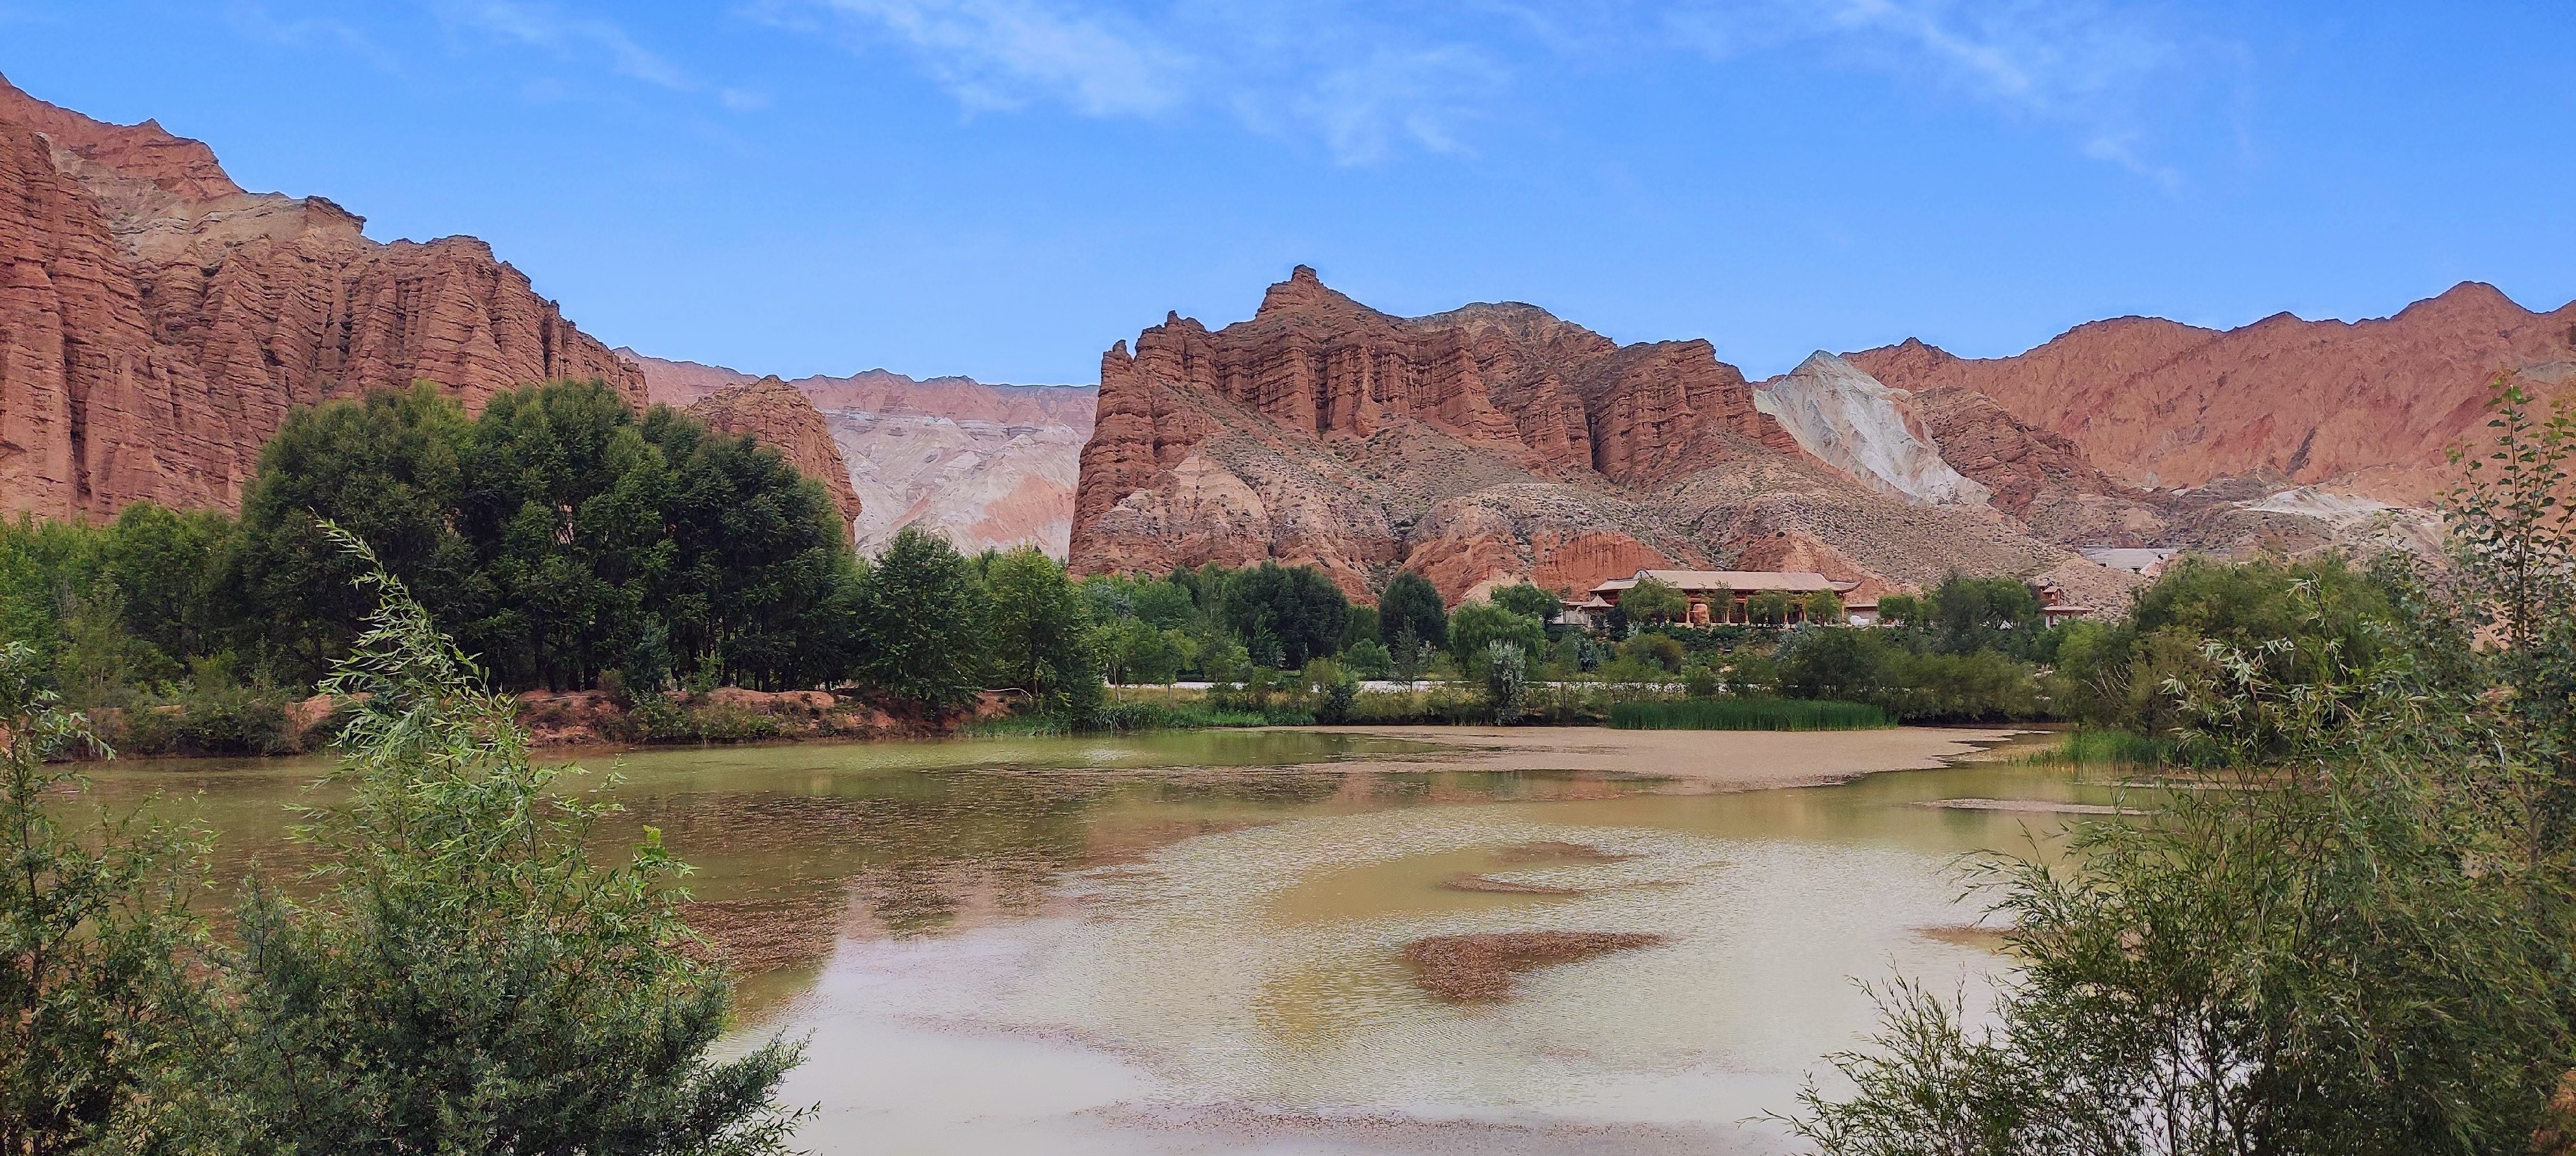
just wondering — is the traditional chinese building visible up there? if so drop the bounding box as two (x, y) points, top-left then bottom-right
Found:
(1587, 570), (1862, 627)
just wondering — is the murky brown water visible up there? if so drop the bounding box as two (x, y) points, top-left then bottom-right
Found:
(72, 727), (2116, 1155)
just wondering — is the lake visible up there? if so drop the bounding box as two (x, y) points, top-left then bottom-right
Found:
(73, 726), (2113, 1155)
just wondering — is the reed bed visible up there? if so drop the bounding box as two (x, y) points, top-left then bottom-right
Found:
(1606, 697), (1894, 732)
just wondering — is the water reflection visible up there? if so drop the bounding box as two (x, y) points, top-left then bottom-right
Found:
(72, 727), (2113, 1154)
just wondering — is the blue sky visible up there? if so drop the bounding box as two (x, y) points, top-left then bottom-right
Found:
(3, 1), (2569, 384)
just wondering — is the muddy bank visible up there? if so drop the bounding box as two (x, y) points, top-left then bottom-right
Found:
(1401, 931), (1669, 1003)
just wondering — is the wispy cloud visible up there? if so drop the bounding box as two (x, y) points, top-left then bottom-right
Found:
(820, 0), (1187, 115)
(778, 0), (1509, 162)
(435, 0), (697, 89)
(776, 0), (2212, 176)
(1666, 0), (2192, 183)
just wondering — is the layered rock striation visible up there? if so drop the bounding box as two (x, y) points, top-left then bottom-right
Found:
(1847, 282), (2576, 503)
(1753, 352), (1990, 506)
(627, 350), (1098, 556)
(684, 378), (866, 535)
(1073, 267), (2139, 606)
(0, 75), (643, 521)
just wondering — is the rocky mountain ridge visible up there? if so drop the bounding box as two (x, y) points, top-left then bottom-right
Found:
(1846, 282), (2576, 504)
(623, 350), (1097, 556)
(0, 75), (643, 521)
(1071, 267), (2138, 607)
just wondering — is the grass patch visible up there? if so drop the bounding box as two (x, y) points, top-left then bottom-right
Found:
(1607, 697), (1894, 732)
(2033, 729), (2185, 767)
(966, 700), (1310, 737)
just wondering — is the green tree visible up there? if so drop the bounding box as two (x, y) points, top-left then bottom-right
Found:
(1779, 627), (1885, 701)
(852, 526), (989, 712)
(1483, 641), (1530, 725)
(1489, 582), (1561, 621)
(643, 407), (860, 691)
(1342, 639), (1394, 679)
(1377, 572), (1449, 653)
(1222, 562), (1350, 668)
(1802, 589), (1845, 624)
(1615, 632), (1685, 674)
(1449, 601), (1547, 671)
(984, 547), (1102, 711)
(223, 384), (475, 685)
(192, 532), (806, 1154)
(1747, 589), (1792, 626)
(1924, 574), (2043, 656)
(453, 382), (679, 691)
(1875, 592), (1923, 626)
(1, 641), (207, 1156)
(1620, 576), (1688, 624)
(96, 502), (231, 670)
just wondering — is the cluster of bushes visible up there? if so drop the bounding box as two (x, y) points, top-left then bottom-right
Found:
(1792, 387), (2576, 1154)
(2, 546), (804, 1154)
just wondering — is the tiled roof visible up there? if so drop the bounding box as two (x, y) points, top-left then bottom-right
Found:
(1591, 569), (1841, 595)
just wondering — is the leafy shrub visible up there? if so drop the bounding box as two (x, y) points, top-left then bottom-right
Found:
(1608, 697), (1893, 731)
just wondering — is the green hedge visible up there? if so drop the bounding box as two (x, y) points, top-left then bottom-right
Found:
(1606, 697), (1893, 732)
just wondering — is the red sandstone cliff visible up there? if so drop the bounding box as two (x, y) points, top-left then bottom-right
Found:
(1072, 267), (2129, 605)
(0, 75), (644, 521)
(685, 378), (866, 533)
(1847, 284), (2576, 503)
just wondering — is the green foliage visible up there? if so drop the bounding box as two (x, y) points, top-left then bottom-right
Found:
(178, 530), (806, 1154)
(1803, 588), (1846, 624)
(1615, 632), (1686, 674)
(1779, 627), (2041, 721)
(2047, 729), (2178, 767)
(984, 547), (1103, 712)
(1220, 562), (1349, 669)
(1682, 663), (1722, 698)
(1875, 592), (1922, 625)
(211, 381), (860, 694)
(2049, 555), (2413, 738)
(1794, 392), (2576, 1155)
(1304, 657), (1361, 724)
(1449, 600), (1548, 670)
(1482, 641), (1530, 724)
(1341, 639), (1394, 679)
(1489, 582), (1562, 621)
(1377, 572), (1449, 652)
(1607, 697), (1892, 731)
(1620, 575), (1688, 624)
(1923, 573), (2044, 656)
(1, 642), (207, 1155)
(852, 526), (989, 710)
(1747, 589), (1792, 626)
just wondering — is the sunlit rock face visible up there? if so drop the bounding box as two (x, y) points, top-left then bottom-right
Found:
(1069, 266), (2146, 609)
(626, 350), (1097, 558)
(1753, 352), (1990, 507)
(0, 74), (643, 521)
(1844, 281), (2576, 505)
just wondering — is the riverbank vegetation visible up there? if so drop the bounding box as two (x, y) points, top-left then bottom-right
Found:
(0, 376), (2482, 748)
(1791, 387), (2576, 1154)
(2, 533), (804, 1154)
(1607, 697), (1893, 732)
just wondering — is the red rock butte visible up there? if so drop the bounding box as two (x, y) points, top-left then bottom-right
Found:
(0, 74), (644, 521)
(1070, 266), (2141, 608)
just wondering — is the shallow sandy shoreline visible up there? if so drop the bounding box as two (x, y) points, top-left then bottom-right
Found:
(1280, 724), (2023, 791)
